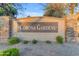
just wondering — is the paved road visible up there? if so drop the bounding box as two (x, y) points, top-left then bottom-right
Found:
(0, 42), (79, 56)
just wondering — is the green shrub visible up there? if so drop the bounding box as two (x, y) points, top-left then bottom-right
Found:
(8, 37), (20, 45)
(45, 40), (51, 44)
(0, 48), (20, 56)
(32, 40), (38, 44)
(0, 51), (4, 56)
(23, 40), (29, 44)
(56, 36), (63, 44)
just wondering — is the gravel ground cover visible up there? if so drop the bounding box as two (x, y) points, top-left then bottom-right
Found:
(0, 42), (79, 56)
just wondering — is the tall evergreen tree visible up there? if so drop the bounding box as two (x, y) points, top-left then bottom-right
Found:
(0, 3), (17, 17)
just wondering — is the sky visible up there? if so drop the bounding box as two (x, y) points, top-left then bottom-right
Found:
(17, 3), (46, 18)
(16, 3), (79, 18)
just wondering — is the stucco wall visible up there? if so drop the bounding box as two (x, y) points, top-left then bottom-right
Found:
(13, 17), (65, 41)
(0, 16), (10, 43)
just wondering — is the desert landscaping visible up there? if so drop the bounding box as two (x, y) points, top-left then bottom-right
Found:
(1, 41), (79, 56)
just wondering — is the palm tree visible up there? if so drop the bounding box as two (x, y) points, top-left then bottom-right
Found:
(68, 3), (78, 15)
(44, 3), (67, 17)
(65, 3), (78, 42)
(44, 3), (78, 17)
(69, 3), (78, 41)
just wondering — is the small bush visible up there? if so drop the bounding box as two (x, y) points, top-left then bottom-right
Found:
(0, 48), (20, 56)
(45, 40), (51, 44)
(8, 37), (20, 45)
(32, 40), (38, 44)
(56, 36), (63, 44)
(23, 40), (29, 44)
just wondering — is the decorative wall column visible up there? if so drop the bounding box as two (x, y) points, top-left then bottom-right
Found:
(65, 14), (78, 42)
(0, 16), (10, 43)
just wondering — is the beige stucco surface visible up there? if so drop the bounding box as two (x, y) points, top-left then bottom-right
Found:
(0, 16), (10, 43)
(1, 16), (79, 43)
(13, 17), (65, 41)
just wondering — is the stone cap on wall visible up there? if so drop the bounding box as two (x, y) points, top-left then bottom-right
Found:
(16, 16), (65, 23)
